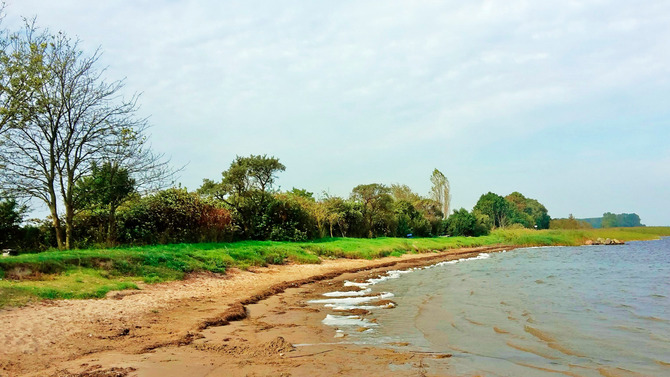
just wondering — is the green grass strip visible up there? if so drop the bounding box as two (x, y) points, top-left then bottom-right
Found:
(1, 227), (668, 308)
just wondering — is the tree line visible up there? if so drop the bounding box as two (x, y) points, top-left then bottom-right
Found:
(0, 16), (556, 252)
(2, 151), (558, 252)
(583, 213), (644, 228)
(552, 212), (644, 229)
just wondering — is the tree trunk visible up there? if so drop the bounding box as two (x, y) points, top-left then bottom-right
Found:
(64, 204), (74, 250)
(338, 220), (347, 237)
(48, 203), (64, 250)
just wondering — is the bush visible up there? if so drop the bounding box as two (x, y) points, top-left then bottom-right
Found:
(446, 208), (477, 236)
(445, 208), (491, 237)
(0, 195), (25, 249)
(550, 215), (593, 229)
(14, 223), (56, 253)
(71, 210), (109, 248)
(267, 195), (318, 241)
(117, 188), (233, 245)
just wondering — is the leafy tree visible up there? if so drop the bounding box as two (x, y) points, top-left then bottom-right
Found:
(430, 169), (451, 219)
(413, 198), (445, 235)
(351, 183), (394, 238)
(445, 208), (477, 236)
(389, 184), (443, 236)
(581, 213), (643, 228)
(393, 199), (431, 237)
(267, 193), (318, 241)
(445, 208), (492, 237)
(525, 198), (551, 229)
(616, 213), (643, 227)
(473, 211), (493, 236)
(601, 212), (618, 228)
(0, 19), (48, 136)
(198, 155), (286, 239)
(283, 189), (327, 238)
(600, 213), (643, 228)
(288, 187), (314, 200)
(74, 162), (135, 245)
(505, 191), (551, 229)
(390, 184), (422, 203)
(323, 196), (364, 238)
(473, 192), (514, 228)
(199, 154), (285, 201)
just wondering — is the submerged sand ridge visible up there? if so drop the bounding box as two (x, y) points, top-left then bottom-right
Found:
(0, 245), (509, 377)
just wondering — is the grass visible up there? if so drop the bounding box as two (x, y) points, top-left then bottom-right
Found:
(1, 227), (668, 308)
(0, 268), (139, 307)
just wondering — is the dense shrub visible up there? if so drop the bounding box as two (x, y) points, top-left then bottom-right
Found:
(11, 223), (56, 253)
(446, 208), (491, 237)
(118, 188), (233, 245)
(71, 210), (108, 247)
(394, 200), (432, 237)
(0, 195), (24, 249)
(267, 194), (319, 241)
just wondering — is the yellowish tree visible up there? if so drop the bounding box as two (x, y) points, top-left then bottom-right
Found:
(430, 169), (450, 219)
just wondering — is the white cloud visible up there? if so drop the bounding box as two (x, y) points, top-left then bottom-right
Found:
(3, 0), (670, 224)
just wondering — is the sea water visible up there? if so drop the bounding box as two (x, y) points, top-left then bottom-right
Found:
(311, 238), (670, 376)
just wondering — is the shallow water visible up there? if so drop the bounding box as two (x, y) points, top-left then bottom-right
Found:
(311, 238), (670, 376)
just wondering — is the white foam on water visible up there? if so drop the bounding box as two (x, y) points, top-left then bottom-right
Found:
(313, 251), (498, 333)
(326, 254), (494, 306)
(322, 314), (378, 327)
(343, 281), (371, 288)
(432, 253), (491, 268)
(308, 292), (394, 305)
(322, 288), (372, 297)
(366, 269), (414, 284)
(328, 302), (396, 310)
(343, 269), (417, 289)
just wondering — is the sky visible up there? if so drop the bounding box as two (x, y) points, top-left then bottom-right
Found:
(3, 0), (669, 225)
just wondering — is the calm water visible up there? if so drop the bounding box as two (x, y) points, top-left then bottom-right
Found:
(310, 238), (670, 376)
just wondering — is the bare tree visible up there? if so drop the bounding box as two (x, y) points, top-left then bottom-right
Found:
(1, 25), (172, 249)
(430, 169), (451, 219)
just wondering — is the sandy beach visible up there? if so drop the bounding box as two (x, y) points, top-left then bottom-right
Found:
(0, 245), (510, 377)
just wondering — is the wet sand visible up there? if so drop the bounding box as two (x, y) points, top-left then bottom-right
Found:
(0, 245), (510, 377)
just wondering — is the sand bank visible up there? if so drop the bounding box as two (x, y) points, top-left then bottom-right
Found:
(0, 245), (511, 377)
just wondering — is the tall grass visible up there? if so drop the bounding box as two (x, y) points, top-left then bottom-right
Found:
(1, 227), (668, 307)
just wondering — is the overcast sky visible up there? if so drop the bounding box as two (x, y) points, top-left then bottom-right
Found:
(4, 1), (669, 225)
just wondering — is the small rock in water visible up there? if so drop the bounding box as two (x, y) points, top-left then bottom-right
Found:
(590, 238), (625, 245)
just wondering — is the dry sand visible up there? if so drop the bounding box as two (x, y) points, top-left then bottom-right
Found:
(0, 246), (509, 377)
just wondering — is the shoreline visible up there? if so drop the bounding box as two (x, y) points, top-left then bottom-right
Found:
(1, 244), (514, 376)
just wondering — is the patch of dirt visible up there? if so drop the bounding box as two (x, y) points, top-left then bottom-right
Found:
(194, 336), (294, 357)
